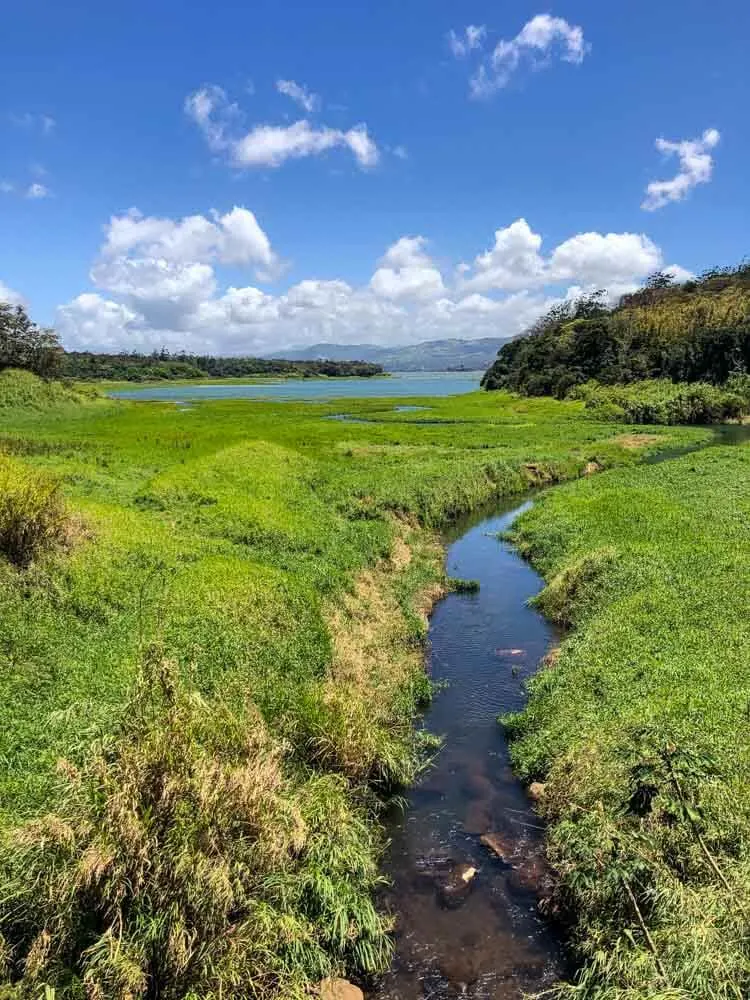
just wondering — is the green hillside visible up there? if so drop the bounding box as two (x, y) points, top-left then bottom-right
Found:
(266, 337), (508, 371)
(482, 263), (750, 398)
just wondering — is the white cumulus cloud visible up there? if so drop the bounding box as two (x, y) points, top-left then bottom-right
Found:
(185, 84), (380, 170)
(99, 206), (280, 278)
(276, 79), (321, 113)
(642, 128), (720, 211)
(461, 221), (665, 300)
(370, 237), (446, 301)
(54, 209), (687, 355)
(446, 13), (588, 98)
(233, 120), (379, 169)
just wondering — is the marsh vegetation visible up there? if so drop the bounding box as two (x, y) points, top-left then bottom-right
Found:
(0, 370), (699, 999)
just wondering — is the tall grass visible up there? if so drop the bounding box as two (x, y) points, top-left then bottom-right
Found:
(0, 648), (392, 1000)
(574, 378), (750, 424)
(0, 455), (67, 566)
(506, 442), (750, 998)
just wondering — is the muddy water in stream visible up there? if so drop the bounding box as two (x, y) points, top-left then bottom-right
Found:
(370, 497), (565, 1000)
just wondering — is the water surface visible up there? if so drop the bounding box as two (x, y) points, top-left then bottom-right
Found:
(370, 498), (564, 999)
(110, 371), (482, 402)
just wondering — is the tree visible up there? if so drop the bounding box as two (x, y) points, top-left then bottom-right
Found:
(0, 302), (62, 376)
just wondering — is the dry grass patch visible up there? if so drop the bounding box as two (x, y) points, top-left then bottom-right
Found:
(308, 521), (445, 788)
(612, 433), (662, 450)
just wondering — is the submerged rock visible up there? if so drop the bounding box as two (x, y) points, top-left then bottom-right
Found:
(480, 832), (511, 861)
(320, 978), (363, 1000)
(436, 862), (478, 909)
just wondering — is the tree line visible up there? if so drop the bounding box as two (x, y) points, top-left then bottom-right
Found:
(0, 302), (383, 381)
(482, 262), (750, 397)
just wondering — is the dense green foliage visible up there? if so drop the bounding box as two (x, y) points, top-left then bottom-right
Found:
(506, 438), (750, 998)
(482, 263), (750, 398)
(58, 350), (384, 381)
(0, 371), (705, 999)
(574, 376), (750, 424)
(0, 302), (62, 377)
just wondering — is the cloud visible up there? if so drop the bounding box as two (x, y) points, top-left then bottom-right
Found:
(460, 220), (662, 298)
(549, 231), (662, 286)
(98, 206), (280, 277)
(84, 207), (282, 332)
(448, 24), (486, 58)
(642, 128), (720, 211)
(0, 280), (25, 306)
(55, 209), (686, 355)
(233, 120), (379, 169)
(447, 13), (588, 97)
(185, 84), (380, 170)
(25, 182), (51, 199)
(276, 79), (321, 113)
(0, 180), (14, 194)
(9, 112), (55, 134)
(462, 219), (545, 291)
(370, 237), (446, 300)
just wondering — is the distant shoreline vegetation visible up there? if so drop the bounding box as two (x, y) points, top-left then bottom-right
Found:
(58, 351), (385, 382)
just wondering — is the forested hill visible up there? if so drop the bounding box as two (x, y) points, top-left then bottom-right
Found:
(482, 263), (750, 397)
(266, 337), (508, 371)
(57, 351), (383, 381)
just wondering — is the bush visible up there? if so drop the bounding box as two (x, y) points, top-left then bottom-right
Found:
(0, 456), (67, 566)
(0, 650), (391, 1000)
(577, 379), (750, 425)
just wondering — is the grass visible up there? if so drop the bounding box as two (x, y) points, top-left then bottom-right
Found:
(0, 371), (711, 998)
(0, 455), (67, 566)
(573, 377), (750, 425)
(505, 437), (750, 999)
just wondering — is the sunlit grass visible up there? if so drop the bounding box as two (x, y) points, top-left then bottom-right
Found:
(0, 371), (712, 998)
(506, 442), (750, 998)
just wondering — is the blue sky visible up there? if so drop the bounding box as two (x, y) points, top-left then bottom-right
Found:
(1, 0), (748, 353)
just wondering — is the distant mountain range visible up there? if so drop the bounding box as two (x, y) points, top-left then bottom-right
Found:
(263, 337), (507, 372)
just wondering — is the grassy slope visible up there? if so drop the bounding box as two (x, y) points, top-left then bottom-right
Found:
(507, 439), (750, 999)
(0, 377), (710, 997)
(1, 387), (704, 819)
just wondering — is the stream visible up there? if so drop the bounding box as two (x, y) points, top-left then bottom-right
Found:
(367, 427), (750, 998)
(369, 495), (565, 999)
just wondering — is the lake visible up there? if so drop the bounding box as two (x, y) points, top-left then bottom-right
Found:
(110, 371), (483, 402)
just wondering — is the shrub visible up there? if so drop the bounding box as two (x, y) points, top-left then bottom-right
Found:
(0, 456), (66, 567)
(0, 650), (392, 1000)
(578, 379), (750, 425)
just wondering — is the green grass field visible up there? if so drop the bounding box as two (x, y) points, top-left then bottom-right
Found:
(507, 436), (750, 999)
(0, 372), (717, 999)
